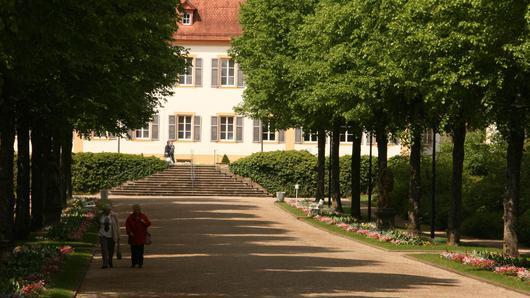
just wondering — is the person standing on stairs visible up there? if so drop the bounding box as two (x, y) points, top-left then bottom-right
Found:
(164, 140), (175, 164)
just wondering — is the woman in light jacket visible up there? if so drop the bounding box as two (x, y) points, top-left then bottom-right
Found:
(98, 206), (120, 269)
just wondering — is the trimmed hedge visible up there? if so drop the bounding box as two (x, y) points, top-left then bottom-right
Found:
(229, 151), (317, 197)
(72, 153), (167, 193)
(229, 150), (377, 198)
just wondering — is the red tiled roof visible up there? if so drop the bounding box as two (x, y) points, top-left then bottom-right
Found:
(174, 0), (243, 42)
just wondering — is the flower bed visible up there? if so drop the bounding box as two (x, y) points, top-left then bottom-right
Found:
(0, 198), (96, 297)
(45, 198), (96, 241)
(0, 244), (74, 297)
(286, 198), (433, 246)
(441, 251), (530, 282)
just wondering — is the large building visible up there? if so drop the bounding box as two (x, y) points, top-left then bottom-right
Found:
(74, 0), (407, 164)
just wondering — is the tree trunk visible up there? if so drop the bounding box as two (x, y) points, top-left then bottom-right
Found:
(44, 133), (62, 225)
(15, 119), (31, 239)
(0, 100), (15, 243)
(375, 126), (390, 208)
(351, 124), (362, 219)
(447, 121), (466, 246)
(63, 129), (73, 200)
(331, 120), (343, 212)
(315, 127), (326, 202)
(502, 123), (524, 257)
(31, 127), (45, 230)
(408, 128), (422, 235)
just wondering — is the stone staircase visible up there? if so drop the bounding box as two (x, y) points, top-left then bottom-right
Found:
(109, 165), (270, 197)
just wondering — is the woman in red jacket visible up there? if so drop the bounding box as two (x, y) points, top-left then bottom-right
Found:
(125, 204), (151, 268)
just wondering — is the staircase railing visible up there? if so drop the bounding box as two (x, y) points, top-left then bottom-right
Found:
(190, 160), (196, 191)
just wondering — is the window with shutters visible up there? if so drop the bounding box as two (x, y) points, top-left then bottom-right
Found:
(212, 58), (245, 88)
(220, 116), (235, 140)
(134, 115), (159, 140)
(303, 130), (318, 142)
(178, 57), (202, 87)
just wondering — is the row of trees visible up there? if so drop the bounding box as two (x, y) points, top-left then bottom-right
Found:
(0, 1), (186, 244)
(231, 0), (530, 256)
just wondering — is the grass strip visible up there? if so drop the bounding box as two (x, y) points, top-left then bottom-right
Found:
(41, 227), (98, 298)
(410, 254), (530, 294)
(276, 202), (500, 252)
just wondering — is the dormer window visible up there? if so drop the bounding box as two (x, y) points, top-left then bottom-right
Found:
(182, 12), (192, 25)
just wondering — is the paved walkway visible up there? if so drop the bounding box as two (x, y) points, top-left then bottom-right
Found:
(77, 196), (525, 297)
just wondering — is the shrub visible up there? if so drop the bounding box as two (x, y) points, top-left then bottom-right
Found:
(221, 154), (230, 164)
(72, 153), (167, 193)
(230, 150), (317, 197)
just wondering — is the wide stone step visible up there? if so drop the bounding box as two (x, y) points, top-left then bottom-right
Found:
(110, 165), (269, 197)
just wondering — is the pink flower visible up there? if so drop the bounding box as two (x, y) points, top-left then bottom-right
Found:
(336, 223), (350, 230)
(462, 256), (495, 269)
(494, 266), (530, 280)
(441, 252), (467, 263)
(59, 245), (74, 255)
(21, 280), (46, 296)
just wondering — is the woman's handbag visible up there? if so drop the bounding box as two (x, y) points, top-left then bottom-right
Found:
(145, 232), (152, 245)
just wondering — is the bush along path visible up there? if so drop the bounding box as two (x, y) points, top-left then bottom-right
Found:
(280, 198), (500, 252)
(0, 198), (98, 297)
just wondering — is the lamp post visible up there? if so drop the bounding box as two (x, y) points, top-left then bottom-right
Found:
(294, 184), (299, 199)
(368, 132), (373, 221)
(328, 132), (332, 207)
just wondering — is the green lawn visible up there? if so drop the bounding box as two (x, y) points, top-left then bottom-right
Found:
(276, 202), (500, 252)
(38, 227), (98, 298)
(410, 254), (530, 294)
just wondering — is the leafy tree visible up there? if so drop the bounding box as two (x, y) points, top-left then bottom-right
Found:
(230, 0), (327, 201)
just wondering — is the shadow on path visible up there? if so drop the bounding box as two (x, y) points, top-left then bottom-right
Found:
(79, 197), (459, 297)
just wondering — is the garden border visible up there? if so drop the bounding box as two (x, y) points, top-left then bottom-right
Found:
(405, 254), (530, 296)
(274, 201), (497, 253)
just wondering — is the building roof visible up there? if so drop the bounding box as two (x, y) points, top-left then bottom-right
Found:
(174, 0), (243, 43)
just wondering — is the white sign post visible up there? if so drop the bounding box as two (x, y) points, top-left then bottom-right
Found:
(294, 184), (299, 199)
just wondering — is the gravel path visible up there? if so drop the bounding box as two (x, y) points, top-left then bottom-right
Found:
(77, 196), (526, 297)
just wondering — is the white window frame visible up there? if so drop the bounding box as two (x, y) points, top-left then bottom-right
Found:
(303, 130), (318, 142)
(179, 57), (194, 85)
(182, 12), (192, 25)
(135, 126), (150, 139)
(220, 59), (236, 86)
(262, 122), (276, 141)
(177, 115), (193, 140)
(220, 116), (235, 141)
(340, 130), (354, 143)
